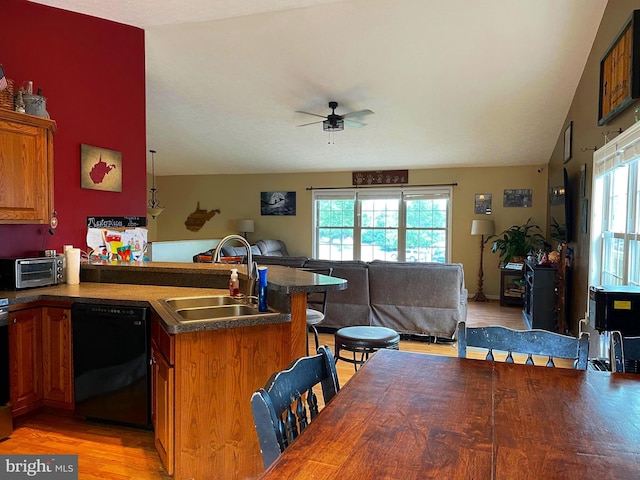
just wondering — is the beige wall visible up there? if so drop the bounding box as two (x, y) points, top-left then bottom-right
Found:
(151, 164), (547, 299)
(547, 0), (640, 330)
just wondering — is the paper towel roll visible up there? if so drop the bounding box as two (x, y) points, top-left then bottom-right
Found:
(65, 248), (81, 285)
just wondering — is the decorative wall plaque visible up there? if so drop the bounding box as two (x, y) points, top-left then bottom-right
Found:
(352, 170), (408, 185)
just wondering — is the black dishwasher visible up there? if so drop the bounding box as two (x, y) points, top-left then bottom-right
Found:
(72, 303), (151, 428)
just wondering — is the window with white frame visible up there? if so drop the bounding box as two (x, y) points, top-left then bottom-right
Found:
(313, 187), (452, 262)
(590, 141), (640, 287)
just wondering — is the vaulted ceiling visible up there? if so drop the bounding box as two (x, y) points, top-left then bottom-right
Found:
(29, 0), (607, 176)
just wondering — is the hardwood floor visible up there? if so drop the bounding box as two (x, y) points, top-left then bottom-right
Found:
(0, 300), (521, 479)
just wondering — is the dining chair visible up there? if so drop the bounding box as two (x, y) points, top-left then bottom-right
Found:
(610, 330), (640, 373)
(457, 321), (589, 370)
(303, 267), (333, 354)
(251, 345), (340, 469)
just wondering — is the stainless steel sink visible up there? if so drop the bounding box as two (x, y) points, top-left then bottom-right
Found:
(164, 295), (243, 310)
(162, 295), (274, 323)
(174, 304), (261, 322)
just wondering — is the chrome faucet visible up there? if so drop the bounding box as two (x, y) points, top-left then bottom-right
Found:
(212, 234), (258, 300)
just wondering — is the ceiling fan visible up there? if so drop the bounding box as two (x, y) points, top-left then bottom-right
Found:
(296, 101), (374, 131)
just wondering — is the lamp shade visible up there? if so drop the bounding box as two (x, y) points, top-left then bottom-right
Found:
(471, 219), (495, 236)
(147, 206), (164, 219)
(236, 219), (255, 233)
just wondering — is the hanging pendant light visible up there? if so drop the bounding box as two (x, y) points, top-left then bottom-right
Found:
(147, 149), (164, 218)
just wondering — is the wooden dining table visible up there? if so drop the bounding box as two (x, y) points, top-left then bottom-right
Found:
(258, 349), (640, 479)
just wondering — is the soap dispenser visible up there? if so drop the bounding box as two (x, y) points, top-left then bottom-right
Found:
(229, 268), (240, 297)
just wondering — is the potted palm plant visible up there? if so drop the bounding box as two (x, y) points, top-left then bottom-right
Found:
(489, 218), (546, 264)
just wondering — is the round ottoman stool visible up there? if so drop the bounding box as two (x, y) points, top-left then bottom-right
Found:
(334, 326), (400, 371)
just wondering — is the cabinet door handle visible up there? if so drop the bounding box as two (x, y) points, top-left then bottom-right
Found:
(12, 318), (16, 324)
(150, 356), (157, 365)
(62, 314), (67, 320)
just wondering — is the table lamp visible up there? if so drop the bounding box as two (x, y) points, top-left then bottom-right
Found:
(237, 219), (255, 239)
(471, 219), (495, 302)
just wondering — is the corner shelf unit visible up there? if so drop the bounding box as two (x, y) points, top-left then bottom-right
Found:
(522, 260), (557, 331)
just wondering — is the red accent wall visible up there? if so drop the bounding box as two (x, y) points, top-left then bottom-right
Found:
(0, 0), (146, 257)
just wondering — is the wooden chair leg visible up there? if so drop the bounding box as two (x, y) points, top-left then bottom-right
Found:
(307, 325), (320, 355)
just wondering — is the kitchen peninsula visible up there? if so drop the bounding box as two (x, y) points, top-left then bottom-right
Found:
(2, 262), (346, 479)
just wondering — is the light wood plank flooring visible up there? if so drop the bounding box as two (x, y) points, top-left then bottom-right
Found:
(0, 300), (522, 479)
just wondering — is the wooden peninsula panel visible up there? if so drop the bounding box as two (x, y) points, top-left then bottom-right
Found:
(173, 322), (290, 480)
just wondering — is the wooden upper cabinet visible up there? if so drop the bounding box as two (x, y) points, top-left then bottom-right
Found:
(0, 109), (56, 224)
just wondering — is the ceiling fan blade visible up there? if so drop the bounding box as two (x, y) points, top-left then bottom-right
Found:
(297, 120), (325, 127)
(345, 119), (367, 128)
(295, 110), (328, 119)
(343, 109), (374, 119)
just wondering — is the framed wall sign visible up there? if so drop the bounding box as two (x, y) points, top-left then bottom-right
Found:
(352, 170), (408, 185)
(598, 10), (640, 126)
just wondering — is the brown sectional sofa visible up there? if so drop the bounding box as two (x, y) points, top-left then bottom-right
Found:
(304, 259), (467, 339)
(194, 240), (467, 338)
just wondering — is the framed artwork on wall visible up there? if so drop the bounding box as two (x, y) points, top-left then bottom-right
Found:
(474, 194), (492, 214)
(503, 189), (532, 208)
(261, 191), (296, 216)
(598, 10), (640, 126)
(563, 121), (573, 163)
(80, 144), (122, 192)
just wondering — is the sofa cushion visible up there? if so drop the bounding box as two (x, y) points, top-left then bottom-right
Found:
(367, 261), (467, 338)
(256, 239), (289, 257)
(303, 260), (371, 329)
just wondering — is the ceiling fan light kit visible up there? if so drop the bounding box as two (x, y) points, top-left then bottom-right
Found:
(297, 101), (374, 133)
(323, 118), (344, 131)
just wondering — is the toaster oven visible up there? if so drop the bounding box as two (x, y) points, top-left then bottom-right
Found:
(0, 256), (64, 290)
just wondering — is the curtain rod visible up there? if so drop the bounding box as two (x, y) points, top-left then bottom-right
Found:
(305, 182), (458, 191)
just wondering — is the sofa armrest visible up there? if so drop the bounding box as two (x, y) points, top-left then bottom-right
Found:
(255, 239), (289, 256)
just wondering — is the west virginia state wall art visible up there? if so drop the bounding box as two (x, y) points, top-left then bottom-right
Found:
(80, 144), (122, 192)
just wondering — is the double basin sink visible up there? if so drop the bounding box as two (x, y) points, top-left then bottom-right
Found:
(162, 295), (271, 323)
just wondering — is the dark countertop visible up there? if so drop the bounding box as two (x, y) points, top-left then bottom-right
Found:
(0, 282), (288, 334)
(80, 261), (347, 294)
(0, 262), (347, 334)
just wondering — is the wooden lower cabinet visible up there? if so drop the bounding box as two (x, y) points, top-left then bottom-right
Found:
(9, 305), (73, 417)
(151, 340), (174, 476)
(8, 308), (43, 416)
(150, 314), (294, 479)
(172, 323), (291, 480)
(42, 307), (73, 409)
